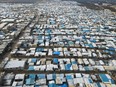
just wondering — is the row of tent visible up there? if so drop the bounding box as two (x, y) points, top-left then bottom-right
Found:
(2, 73), (116, 87)
(4, 57), (116, 71)
(11, 46), (113, 58)
(27, 58), (116, 71)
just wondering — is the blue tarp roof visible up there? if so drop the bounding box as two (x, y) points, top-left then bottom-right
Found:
(62, 83), (68, 87)
(82, 35), (86, 39)
(83, 29), (91, 32)
(34, 85), (39, 87)
(28, 66), (34, 71)
(65, 64), (71, 70)
(99, 74), (109, 83)
(53, 51), (60, 55)
(49, 83), (56, 87)
(31, 58), (37, 63)
(53, 58), (58, 64)
(88, 78), (93, 83)
(96, 82), (102, 87)
(29, 74), (36, 79)
(53, 74), (56, 80)
(66, 75), (73, 80)
(72, 61), (77, 64)
(26, 78), (35, 85)
(88, 44), (93, 48)
(56, 83), (68, 87)
(37, 74), (45, 79)
(108, 47), (115, 51)
(110, 79), (115, 84)
(36, 48), (44, 52)
(90, 39), (96, 43)
(47, 29), (51, 33)
(84, 66), (89, 71)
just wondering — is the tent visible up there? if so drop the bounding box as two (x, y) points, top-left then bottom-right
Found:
(66, 75), (73, 80)
(108, 47), (115, 51)
(31, 58), (37, 63)
(26, 78), (35, 85)
(65, 64), (71, 70)
(53, 51), (60, 56)
(49, 83), (56, 87)
(56, 83), (68, 87)
(29, 74), (36, 79)
(28, 66), (34, 71)
(96, 82), (102, 87)
(99, 74), (109, 83)
(37, 74), (45, 79)
(72, 61), (77, 64)
(53, 58), (58, 64)
(90, 39), (96, 43)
